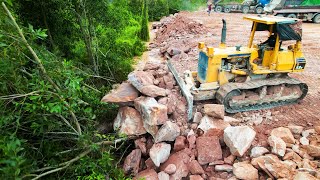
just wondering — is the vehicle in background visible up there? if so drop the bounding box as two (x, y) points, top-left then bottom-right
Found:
(214, 0), (270, 14)
(264, 0), (320, 23)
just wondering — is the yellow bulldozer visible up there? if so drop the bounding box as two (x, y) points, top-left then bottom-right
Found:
(168, 15), (308, 120)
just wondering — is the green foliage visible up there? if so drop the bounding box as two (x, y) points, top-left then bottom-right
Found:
(148, 0), (169, 21)
(139, 0), (150, 41)
(168, 0), (205, 13)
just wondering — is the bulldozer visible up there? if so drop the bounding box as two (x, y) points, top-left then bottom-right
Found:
(167, 15), (308, 120)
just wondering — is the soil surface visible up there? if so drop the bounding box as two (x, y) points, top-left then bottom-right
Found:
(151, 10), (320, 144)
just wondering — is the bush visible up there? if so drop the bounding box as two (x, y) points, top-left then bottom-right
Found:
(148, 0), (169, 21)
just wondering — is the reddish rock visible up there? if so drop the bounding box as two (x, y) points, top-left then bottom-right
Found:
(187, 130), (197, 149)
(224, 155), (236, 165)
(134, 96), (168, 126)
(149, 142), (171, 167)
(143, 123), (158, 139)
(193, 112), (203, 123)
(113, 107), (146, 136)
(128, 71), (154, 90)
(223, 116), (242, 124)
(163, 73), (175, 90)
(164, 164), (177, 174)
(270, 127), (295, 144)
(287, 124), (304, 134)
(198, 116), (230, 137)
(101, 83), (139, 104)
(145, 158), (156, 169)
(203, 104), (225, 119)
(188, 160), (205, 174)
(140, 85), (167, 97)
(123, 149), (141, 175)
(303, 145), (320, 157)
(196, 136), (222, 165)
(233, 162), (258, 180)
(174, 136), (187, 152)
(134, 137), (147, 155)
(155, 121), (180, 143)
(133, 169), (159, 180)
(143, 62), (161, 71)
(190, 175), (204, 180)
(160, 151), (190, 180)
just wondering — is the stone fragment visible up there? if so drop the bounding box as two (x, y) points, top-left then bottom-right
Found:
(300, 136), (309, 145)
(302, 129), (316, 137)
(287, 124), (304, 134)
(140, 85), (167, 97)
(187, 130), (197, 149)
(143, 62), (161, 71)
(224, 126), (256, 156)
(193, 112), (203, 123)
(145, 158), (156, 169)
(265, 161), (295, 179)
(233, 162), (259, 180)
(224, 155), (236, 165)
(303, 145), (320, 157)
(101, 83), (139, 104)
(268, 135), (286, 156)
(173, 136), (187, 152)
(123, 149), (141, 175)
(294, 172), (318, 180)
(168, 47), (182, 56)
(143, 123), (158, 139)
(113, 107), (146, 136)
(134, 137), (147, 155)
(203, 104), (225, 119)
(188, 160), (204, 174)
(283, 151), (302, 163)
(149, 143), (171, 167)
(198, 116), (230, 137)
(163, 73), (175, 90)
(270, 127), (295, 144)
(215, 164), (233, 172)
(160, 151), (190, 180)
(190, 175), (204, 180)
(133, 169), (159, 180)
(128, 71), (154, 87)
(155, 121), (180, 143)
(158, 171), (169, 180)
(314, 126), (320, 134)
(134, 96), (168, 126)
(164, 164), (176, 175)
(196, 136), (222, 165)
(223, 116), (242, 124)
(250, 146), (269, 158)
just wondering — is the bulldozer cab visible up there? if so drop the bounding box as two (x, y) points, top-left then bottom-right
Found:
(243, 15), (304, 72)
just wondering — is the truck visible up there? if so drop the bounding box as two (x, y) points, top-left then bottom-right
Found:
(214, 0), (270, 14)
(264, 0), (320, 23)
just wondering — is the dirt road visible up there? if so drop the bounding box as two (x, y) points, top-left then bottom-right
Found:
(153, 10), (320, 143)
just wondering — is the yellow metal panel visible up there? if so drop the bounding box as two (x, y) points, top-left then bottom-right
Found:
(243, 16), (297, 24)
(248, 22), (257, 48)
(206, 55), (222, 82)
(262, 50), (273, 67)
(276, 51), (294, 71)
(218, 71), (229, 85)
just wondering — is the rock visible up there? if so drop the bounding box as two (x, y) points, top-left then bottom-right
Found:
(265, 161), (295, 179)
(251, 154), (280, 169)
(294, 172), (318, 180)
(188, 160), (205, 174)
(145, 158), (156, 169)
(198, 116), (230, 137)
(270, 127), (295, 144)
(113, 107), (146, 136)
(164, 164), (176, 174)
(160, 151), (190, 180)
(224, 126), (256, 156)
(283, 151), (302, 163)
(203, 104), (225, 119)
(224, 116), (242, 124)
(143, 62), (161, 71)
(143, 123), (158, 139)
(167, 47), (182, 56)
(250, 146), (269, 158)
(134, 137), (147, 155)
(163, 73), (175, 90)
(303, 145), (320, 157)
(133, 169), (159, 180)
(187, 130), (197, 149)
(215, 164), (233, 172)
(149, 143), (171, 167)
(224, 155), (236, 165)
(233, 162), (259, 180)
(128, 71), (154, 89)
(288, 124), (304, 134)
(300, 136), (309, 145)
(139, 85), (167, 97)
(190, 175), (204, 180)
(302, 129), (316, 138)
(268, 135), (286, 156)
(155, 121), (180, 143)
(123, 149), (141, 175)
(134, 96), (168, 126)
(101, 83), (139, 104)
(196, 136), (222, 165)
(158, 171), (169, 180)
(209, 160), (225, 166)
(173, 136), (187, 152)
(314, 126), (320, 134)
(193, 112), (203, 123)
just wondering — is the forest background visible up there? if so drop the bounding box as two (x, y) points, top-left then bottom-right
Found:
(0, 0), (204, 179)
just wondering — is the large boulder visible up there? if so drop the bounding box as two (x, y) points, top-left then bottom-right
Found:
(203, 104), (225, 119)
(113, 107), (146, 136)
(268, 135), (286, 157)
(123, 149), (141, 175)
(128, 71), (155, 90)
(134, 96), (168, 126)
(270, 127), (295, 144)
(133, 169), (159, 180)
(149, 143), (171, 167)
(196, 136), (222, 165)
(101, 83), (139, 105)
(198, 115), (230, 137)
(160, 151), (190, 180)
(155, 121), (180, 143)
(224, 126), (256, 156)
(233, 162), (258, 180)
(140, 85), (167, 97)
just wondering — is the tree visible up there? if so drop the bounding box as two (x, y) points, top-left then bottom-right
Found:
(139, 0), (149, 41)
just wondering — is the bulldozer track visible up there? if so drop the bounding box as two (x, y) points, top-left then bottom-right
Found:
(216, 76), (308, 113)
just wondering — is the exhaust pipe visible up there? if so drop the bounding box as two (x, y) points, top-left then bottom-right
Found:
(220, 19), (226, 48)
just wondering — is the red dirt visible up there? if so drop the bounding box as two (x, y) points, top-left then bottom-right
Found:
(153, 11), (320, 143)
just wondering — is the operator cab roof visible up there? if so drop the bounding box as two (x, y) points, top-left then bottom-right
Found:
(244, 15), (298, 25)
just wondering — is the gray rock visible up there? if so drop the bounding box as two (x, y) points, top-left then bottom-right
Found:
(250, 146), (269, 158)
(149, 143), (171, 167)
(155, 121), (180, 143)
(268, 135), (286, 157)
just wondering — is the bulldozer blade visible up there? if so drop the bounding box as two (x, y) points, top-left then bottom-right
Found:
(167, 59), (193, 121)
